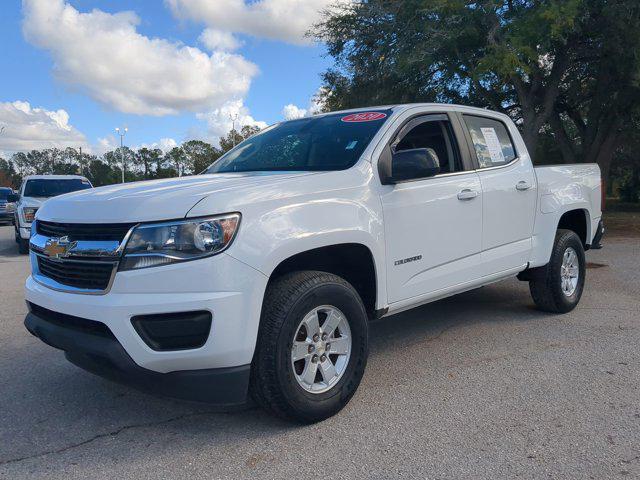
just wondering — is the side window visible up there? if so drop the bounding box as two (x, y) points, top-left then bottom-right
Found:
(394, 119), (462, 175)
(462, 115), (516, 168)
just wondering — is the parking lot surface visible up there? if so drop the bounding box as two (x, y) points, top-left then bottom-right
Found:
(0, 222), (638, 479)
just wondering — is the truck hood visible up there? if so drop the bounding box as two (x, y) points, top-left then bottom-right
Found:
(36, 172), (316, 223)
(21, 197), (47, 209)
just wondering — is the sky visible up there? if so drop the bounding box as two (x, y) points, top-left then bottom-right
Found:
(0, 0), (345, 157)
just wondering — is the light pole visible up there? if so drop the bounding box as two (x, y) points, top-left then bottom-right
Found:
(115, 126), (128, 183)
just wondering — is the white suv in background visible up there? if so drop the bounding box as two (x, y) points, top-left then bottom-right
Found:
(12, 175), (93, 254)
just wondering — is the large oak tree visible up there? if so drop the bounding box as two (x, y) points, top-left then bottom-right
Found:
(314, 0), (640, 183)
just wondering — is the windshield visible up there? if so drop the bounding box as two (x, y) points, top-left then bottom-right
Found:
(24, 179), (92, 198)
(0, 189), (11, 200)
(205, 110), (392, 173)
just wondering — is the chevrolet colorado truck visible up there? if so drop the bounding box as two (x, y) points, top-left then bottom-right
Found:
(10, 175), (93, 254)
(24, 104), (604, 423)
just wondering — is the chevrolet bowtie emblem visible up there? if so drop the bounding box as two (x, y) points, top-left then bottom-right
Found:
(43, 236), (77, 259)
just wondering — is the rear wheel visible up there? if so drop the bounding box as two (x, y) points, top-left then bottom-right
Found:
(250, 271), (368, 423)
(529, 229), (586, 313)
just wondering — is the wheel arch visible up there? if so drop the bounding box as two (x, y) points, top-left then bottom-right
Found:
(556, 208), (591, 248)
(267, 243), (379, 319)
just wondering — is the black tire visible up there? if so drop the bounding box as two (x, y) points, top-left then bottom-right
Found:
(18, 237), (29, 254)
(529, 229), (586, 313)
(250, 271), (369, 423)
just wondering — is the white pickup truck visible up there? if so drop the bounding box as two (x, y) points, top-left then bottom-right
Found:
(10, 175), (93, 254)
(24, 104), (604, 423)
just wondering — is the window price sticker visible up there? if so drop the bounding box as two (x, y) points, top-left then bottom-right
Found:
(480, 127), (506, 164)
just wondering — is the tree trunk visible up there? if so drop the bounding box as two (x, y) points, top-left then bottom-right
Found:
(588, 128), (620, 202)
(521, 118), (541, 163)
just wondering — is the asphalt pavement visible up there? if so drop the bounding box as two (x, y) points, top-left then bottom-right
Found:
(0, 222), (638, 479)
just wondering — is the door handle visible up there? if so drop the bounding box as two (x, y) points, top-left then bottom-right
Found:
(516, 181), (532, 191)
(457, 189), (479, 201)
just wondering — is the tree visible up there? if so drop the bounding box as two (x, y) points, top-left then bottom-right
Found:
(103, 146), (135, 178)
(1, 124), (264, 188)
(313, 0), (640, 182)
(165, 146), (187, 177)
(134, 147), (162, 179)
(181, 140), (222, 174)
(86, 159), (118, 187)
(0, 158), (18, 188)
(219, 125), (262, 153)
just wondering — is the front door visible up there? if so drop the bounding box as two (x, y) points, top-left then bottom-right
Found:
(380, 114), (484, 304)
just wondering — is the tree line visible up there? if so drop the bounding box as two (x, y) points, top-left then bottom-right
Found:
(313, 0), (640, 201)
(0, 125), (260, 189)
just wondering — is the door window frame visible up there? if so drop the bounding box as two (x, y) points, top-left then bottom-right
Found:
(455, 112), (521, 171)
(377, 112), (476, 184)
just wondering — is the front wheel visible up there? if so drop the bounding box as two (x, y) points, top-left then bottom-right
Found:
(529, 229), (586, 313)
(250, 271), (369, 423)
(15, 223), (29, 254)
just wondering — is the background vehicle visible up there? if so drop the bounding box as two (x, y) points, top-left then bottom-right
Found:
(10, 175), (92, 254)
(0, 187), (16, 225)
(23, 104), (602, 423)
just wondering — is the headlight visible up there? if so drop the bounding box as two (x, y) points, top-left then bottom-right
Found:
(120, 213), (241, 271)
(22, 207), (38, 223)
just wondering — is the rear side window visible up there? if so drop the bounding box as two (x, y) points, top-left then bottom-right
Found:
(463, 115), (516, 168)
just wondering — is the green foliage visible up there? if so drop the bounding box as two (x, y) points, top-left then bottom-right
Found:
(219, 125), (261, 153)
(181, 140), (222, 174)
(0, 124), (265, 187)
(313, 0), (640, 187)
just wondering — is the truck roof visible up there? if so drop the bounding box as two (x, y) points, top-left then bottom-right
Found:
(23, 174), (89, 181)
(308, 102), (510, 121)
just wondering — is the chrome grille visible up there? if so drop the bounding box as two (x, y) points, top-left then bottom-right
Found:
(36, 256), (116, 291)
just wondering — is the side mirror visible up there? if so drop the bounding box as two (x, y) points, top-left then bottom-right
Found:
(7, 193), (20, 203)
(389, 148), (440, 183)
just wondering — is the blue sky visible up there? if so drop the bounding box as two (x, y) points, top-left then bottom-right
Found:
(0, 0), (338, 156)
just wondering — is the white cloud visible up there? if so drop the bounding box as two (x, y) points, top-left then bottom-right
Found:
(0, 101), (88, 156)
(95, 136), (118, 156)
(196, 99), (268, 139)
(167, 0), (352, 45)
(281, 88), (327, 120)
(199, 28), (242, 52)
(282, 104), (308, 120)
(22, 0), (258, 116)
(138, 138), (179, 153)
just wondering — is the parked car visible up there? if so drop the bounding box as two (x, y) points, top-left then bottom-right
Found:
(23, 104), (603, 423)
(0, 187), (17, 225)
(10, 175), (93, 254)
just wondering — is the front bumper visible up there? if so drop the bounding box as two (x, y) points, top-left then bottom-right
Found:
(24, 306), (250, 405)
(25, 252), (269, 373)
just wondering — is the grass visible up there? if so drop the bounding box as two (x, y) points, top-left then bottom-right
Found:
(604, 210), (640, 238)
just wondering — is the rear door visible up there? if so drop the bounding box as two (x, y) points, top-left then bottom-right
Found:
(459, 114), (537, 275)
(380, 113), (484, 303)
